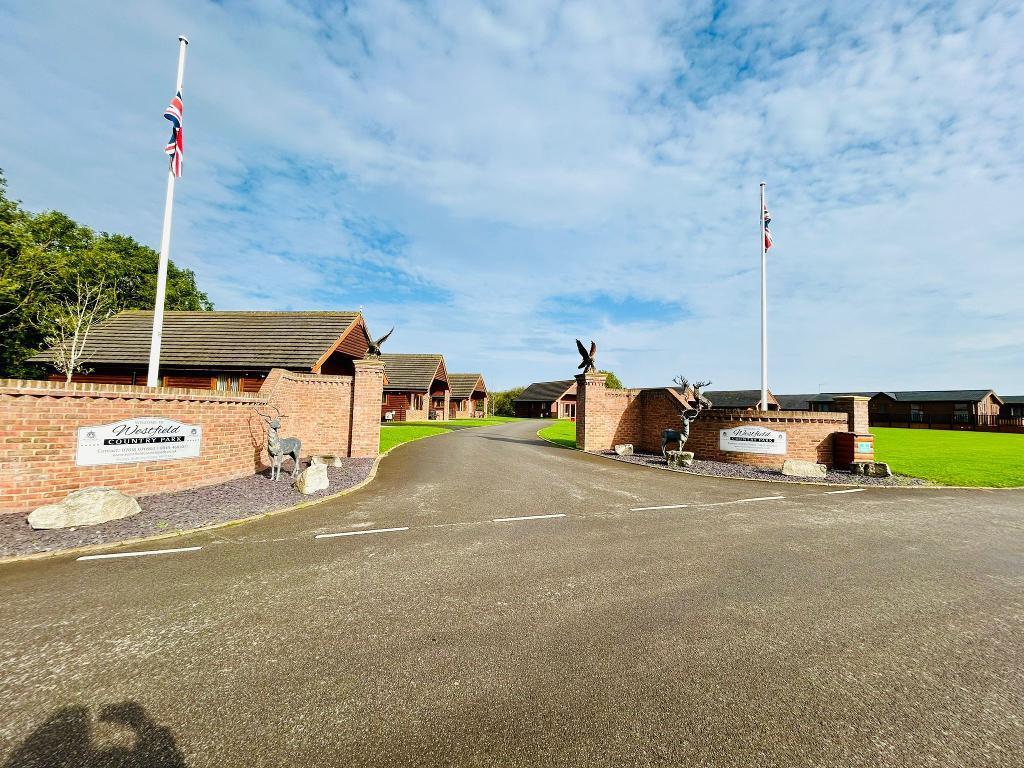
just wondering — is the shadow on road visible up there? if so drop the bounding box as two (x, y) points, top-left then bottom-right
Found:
(3, 702), (185, 768)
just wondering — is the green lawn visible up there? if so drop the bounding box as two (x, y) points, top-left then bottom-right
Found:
(380, 417), (524, 453)
(871, 427), (1024, 487)
(538, 420), (577, 449)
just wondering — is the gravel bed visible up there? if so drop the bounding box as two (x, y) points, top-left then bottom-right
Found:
(0, 459), (375, 559)
(601, 450), (928, 486)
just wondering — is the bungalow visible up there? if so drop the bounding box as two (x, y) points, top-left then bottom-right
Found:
(779, 390), (1005, 428)
(448, 373), (488, 419)
(1001, 396), (1024, 418)
(513, 380), (576, 419)
(29, 310), (375, 390)
(379, 353), (451, 421)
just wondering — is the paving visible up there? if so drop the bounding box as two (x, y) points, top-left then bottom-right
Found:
(1, 420), (1022, 767)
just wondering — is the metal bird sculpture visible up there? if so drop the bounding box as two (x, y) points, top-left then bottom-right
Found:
(576, 339), (597, 373)
(366, 327), (394, 358)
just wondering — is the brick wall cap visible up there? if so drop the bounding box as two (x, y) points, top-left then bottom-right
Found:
(0, 378), (264, 403)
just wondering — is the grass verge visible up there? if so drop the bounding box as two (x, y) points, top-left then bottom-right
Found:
(538, 420), (577, 449)
(380, 417), (523, 453)
(871, 427), (1024, 487)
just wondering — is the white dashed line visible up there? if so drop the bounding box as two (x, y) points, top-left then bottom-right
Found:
(315, 527), (409, 540)
(77, 546), (202, 562)
(630, 504), (689, 512)
(493, 513), (566, 523)
(734, 496), (786, 503)
(824, 488), (867, 495)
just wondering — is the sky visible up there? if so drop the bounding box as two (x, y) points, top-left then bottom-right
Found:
(1, 0), (1022, 392)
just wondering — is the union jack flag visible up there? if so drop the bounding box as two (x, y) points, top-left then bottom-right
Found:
(763, 205), (773, 250)
(163, 90), (183, 177)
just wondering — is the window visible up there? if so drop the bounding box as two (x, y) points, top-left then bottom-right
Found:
(215, 375), (241, 392)
(413, 394), (423, 410)
(562, 402), (576, 418)
(954, 403), (970, 423)
(911, 404), (923, 422)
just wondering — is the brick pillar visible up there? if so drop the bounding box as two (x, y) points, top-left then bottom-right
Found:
(483, 396), (489, 418)
(443, 389), (451, 421)
(833, 395), (870, 434)
(350, 359), (386, 457)
(575, 372), (608, 452)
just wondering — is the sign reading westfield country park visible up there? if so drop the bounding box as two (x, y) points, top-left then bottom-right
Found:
(719, 425), (787, 455)
(76, 418), (202, 466)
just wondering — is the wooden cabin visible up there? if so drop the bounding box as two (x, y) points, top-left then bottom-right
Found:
(513, 380), (576, 419)
(379, 354), (451, 422)
(30, 310), (375, 390)
(448, 373), (488, 419)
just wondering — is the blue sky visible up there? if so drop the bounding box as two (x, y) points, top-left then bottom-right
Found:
(1, 0), (1022, 392)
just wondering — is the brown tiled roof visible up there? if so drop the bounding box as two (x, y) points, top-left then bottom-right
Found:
(449, 373), (485, 399)
(30, 310), (364, 370)
(380, 353), (446, 392)
(514, 380), (575, 403)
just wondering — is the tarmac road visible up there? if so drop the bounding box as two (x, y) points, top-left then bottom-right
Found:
(1, 420), (1022, 767)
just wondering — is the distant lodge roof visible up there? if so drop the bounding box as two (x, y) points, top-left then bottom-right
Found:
(448, 373), (486, 399)
(702, 389), (778, 409)
(29, 310), (368, 371)
(379, 353), (447, 392)
(514, 380), (576, 403)
(1002, 395), (1024, 404)
(777, 390), (1002, 408)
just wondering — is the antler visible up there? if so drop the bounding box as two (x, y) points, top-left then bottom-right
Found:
(254, 404), (281, 421)
(693, 379), (712, 389)
(672, 375), (689, 391)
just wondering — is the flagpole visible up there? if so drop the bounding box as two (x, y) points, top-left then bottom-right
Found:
(146, 35), (189, 387)
(759, 181), (768, 411)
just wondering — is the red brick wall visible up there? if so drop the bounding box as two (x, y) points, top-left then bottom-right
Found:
(0, 366), (385, 513)
(350, 360), (385, 458)
(0, 379), (267, 513)
(578, 375), (850, 468)
(259, 369), (354, 458)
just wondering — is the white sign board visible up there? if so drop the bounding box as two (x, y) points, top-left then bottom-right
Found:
(719, 425), (787, 455)
(76, 418), (202, 467)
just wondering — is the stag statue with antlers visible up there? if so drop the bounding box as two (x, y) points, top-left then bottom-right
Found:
(661, 377), (713, 457)
(256, 406), (302, 480)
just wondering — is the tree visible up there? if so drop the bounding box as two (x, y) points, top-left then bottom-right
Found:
(0, 170), (213, 378)
(600, 370), (623, 389)
(40, 275), (116, 382)
(490, 387), (525, 417)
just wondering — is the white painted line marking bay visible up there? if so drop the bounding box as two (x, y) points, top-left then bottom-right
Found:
(316, 527), (409, 540)
(493, 513), (566, 523)
(824, 488), (867, 495)
(77, 546), (202, 562)
(735, 496), (786, 503)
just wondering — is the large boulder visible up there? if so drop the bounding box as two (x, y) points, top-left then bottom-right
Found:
(666, 450), (694, 469)
(613, 444), (634, 456)
(28, 487), (141, 530)
(782, 459), (827, 478)
(293, 463), (329, 495)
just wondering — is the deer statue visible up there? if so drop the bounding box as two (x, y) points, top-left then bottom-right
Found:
(661, 377), (713, 457)
(257, 407), (302, 481)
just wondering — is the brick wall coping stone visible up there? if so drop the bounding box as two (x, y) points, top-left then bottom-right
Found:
(0, 377), (264, 403)
(698, 408), (848, 424)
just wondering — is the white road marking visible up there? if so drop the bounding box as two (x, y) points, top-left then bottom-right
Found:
(734, 496), (786, 503)
(77, 546), (202, 562)
(493, 513), (566, 523)
(824, 488), (867, 495)
(630, 504), (690, 512)
(315, 526), (409, 540)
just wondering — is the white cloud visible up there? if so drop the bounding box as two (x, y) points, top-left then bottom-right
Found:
(0, 0), (1021, 391)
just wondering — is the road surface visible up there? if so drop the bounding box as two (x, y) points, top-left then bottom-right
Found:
(2, 420), (1022, 767)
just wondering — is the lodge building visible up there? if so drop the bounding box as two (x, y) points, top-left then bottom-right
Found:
(379, 353), (452, 421)
(30, 310), (375, 390)
(448, 373), (489, 418)
(513, 380), (577, 419)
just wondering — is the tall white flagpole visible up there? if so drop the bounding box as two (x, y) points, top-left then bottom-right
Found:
(759, 181), (768, 411)
(147, 35), (189, 387)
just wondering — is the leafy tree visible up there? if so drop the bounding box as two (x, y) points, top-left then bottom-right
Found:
(600, 370), (623, 388)
(0, 170), (212, 378)
(490, 386), (525, 417)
